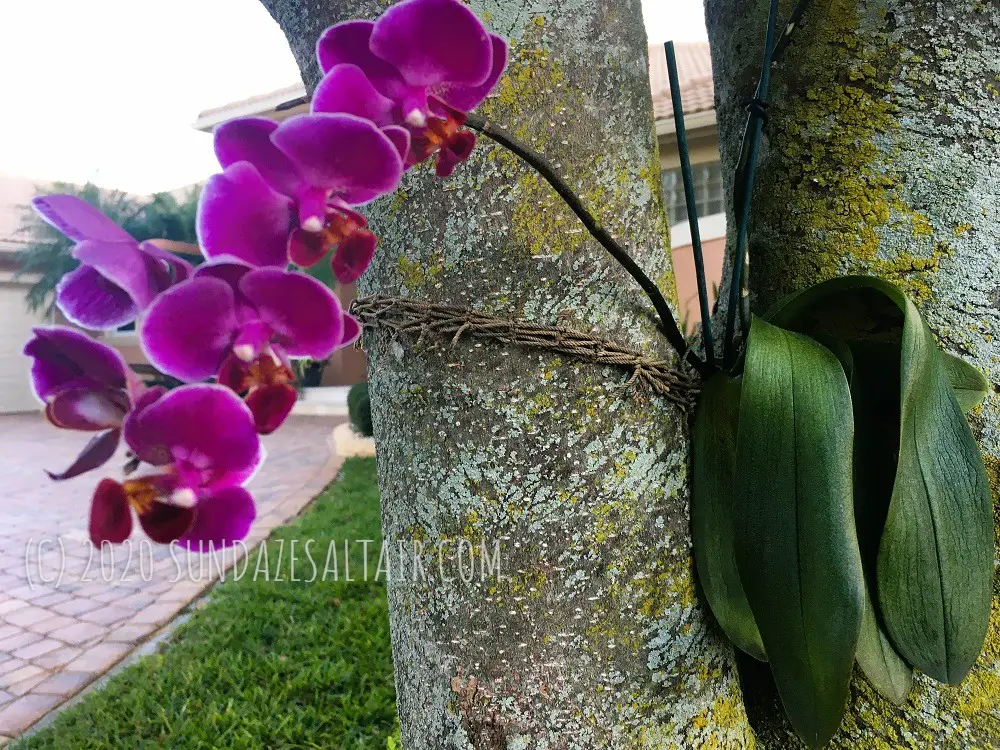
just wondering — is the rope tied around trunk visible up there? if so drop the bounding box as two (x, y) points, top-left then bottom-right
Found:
(349, 295), (700, 410)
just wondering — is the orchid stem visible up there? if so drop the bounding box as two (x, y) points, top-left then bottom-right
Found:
(465, 113), (709, 377)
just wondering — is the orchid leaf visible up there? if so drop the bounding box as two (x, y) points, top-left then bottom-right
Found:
(812, 333), (854, 382)
(941, 351), (989, 413)
(848, 342), (913, 704)
(768, 276), (993, 685)
(877, 294), (992, 684)
(734, 317), (863, 748)
(692, 373), (765, 661)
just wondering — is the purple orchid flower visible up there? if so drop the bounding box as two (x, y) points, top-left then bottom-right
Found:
(90, 384), (263, 549)
(32, 195), (193, 330)
(139, 259), (359, 434)
(314, 0), (508, 176)
(198, 113), (403, 282)
(23, 326), (146, 480)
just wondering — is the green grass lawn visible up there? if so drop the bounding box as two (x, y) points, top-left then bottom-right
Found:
(16, 457), (398, 750)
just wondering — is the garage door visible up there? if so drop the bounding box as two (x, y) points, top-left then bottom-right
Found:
(0, 282), (47, 413)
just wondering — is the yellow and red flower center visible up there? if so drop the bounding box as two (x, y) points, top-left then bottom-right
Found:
(122, 478), (159, 515)
(424, 114), (464, 150)
(287, 210), (371, 269)
(247, 353), (294, 390)
(221, 350), (295, 396)
(322, 211), (364, 245)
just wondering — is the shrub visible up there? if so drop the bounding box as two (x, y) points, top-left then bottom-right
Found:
(348, 382), (373, 437)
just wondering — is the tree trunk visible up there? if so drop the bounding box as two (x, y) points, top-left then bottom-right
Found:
(706, 0), (1000, 745)
(259, 0), (752, 746)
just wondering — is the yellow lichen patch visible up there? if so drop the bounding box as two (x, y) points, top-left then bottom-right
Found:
(711, 691), (746, 731)
(753, 0), (941, 308)
(400, 255), (444, 291)
(945, 596), (1000, 730)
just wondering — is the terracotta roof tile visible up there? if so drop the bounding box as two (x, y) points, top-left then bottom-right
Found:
(648, 42), (714, 122)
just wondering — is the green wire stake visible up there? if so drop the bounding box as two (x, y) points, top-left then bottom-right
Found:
(722, 0), (781, 369)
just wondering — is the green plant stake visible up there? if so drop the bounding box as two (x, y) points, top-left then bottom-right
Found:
(691, 373), (765, 661)
(734, 317), (864, 748)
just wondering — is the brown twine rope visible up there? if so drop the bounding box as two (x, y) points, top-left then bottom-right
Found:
(350, 295), (700, 410)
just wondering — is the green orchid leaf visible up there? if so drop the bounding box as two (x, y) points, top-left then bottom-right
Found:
(849, 342), (913, 704)
(691, 373), (766, 662)
(856, 592), (913, 704)
(735, 317), (864, 748)
(877, 295), (992, 684)
(769, 276), (993, 685)
(811, 333), (855, 382)
(941, 351), (990, 413)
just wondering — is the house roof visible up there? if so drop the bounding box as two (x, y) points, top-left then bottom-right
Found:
(0, 175), (40, 250)
(193, 41), (716, 133)
(648, 42), (714, 122)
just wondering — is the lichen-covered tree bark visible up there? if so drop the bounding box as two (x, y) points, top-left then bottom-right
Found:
(706, 0), (1000, 745)
(259, 0), (750, 746)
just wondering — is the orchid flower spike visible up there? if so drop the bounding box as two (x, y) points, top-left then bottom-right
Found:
(90, 384), (263, 549)
(32, 195), (192, 330)
(198, 113), (403, 282)
(140, 259), (359, 434)
(314, 0), (508, 176)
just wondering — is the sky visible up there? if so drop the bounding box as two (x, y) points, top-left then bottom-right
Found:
(0, 1), (707, 194)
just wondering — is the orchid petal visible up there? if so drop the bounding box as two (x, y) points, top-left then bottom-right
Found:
(287, 228), (328, 268)
(382, 126), (411, 161)
(331, 230), (377, 284)
(192, 259), (258, 320)
(313, 64), (397, 127)
(48, 428), (121, 482)
(271, 114), (403, 205)
(233, 320), (273, 362)
(239, 268), (344, 358)
(32, 195), (135, 243)
(178, 486), (256, 550)
(141, 277), (238, 382)
(245, 383), (298, 435)
(55, 265), (138, 330)
(340, 313), (362, 347)
(218, 353), (253, 393)
(72, 239), (161, 309)
(89, 479), (133, 545)
(370, 0), (493, 89)
(24, 326), (127, 401)
(193, 258), (254, 288)
(198, 162), (293, 267)
(45, 388), (127, 431)
(214, 117), (304, 197)
(137, 499), (196, 544)
(434, 34), (508, 111)
(122, 386), (169, 466)
(316, 20), (409, 100)
(435, 129), (476, 177)
(125, 384), (263, 490)
(138, 241), (195, 286)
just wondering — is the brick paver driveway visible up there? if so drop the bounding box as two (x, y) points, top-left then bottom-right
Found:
(0, 413), (344, 744)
